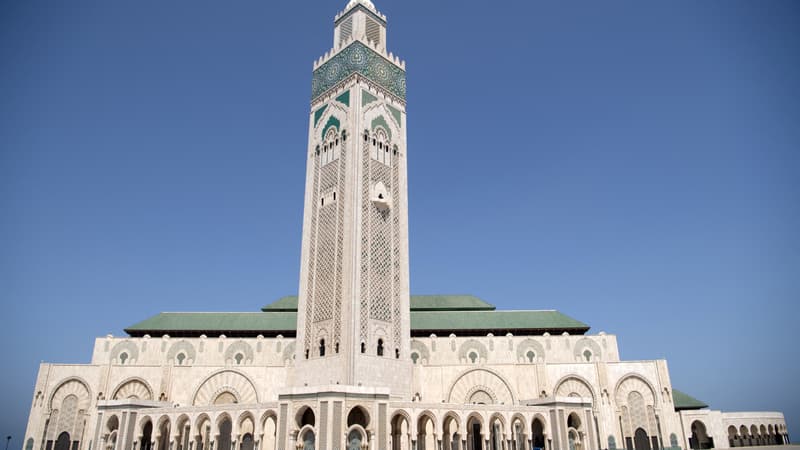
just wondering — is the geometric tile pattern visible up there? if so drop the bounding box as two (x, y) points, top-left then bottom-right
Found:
(312, 41), (405, 102)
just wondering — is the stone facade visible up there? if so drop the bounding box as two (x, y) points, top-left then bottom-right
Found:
(23, 2), (790, 450)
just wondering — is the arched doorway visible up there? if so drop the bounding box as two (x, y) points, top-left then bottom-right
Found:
(217, 418), (232, 450)
(443, 415), (460, 450)
(157, 419), (170, 450)
(300, 429), (315, 450)
(55, 433), (71, 450)
(347, 429), (364, 450)
(690, 421), (713, 449)
(347, 407), (369, 429)
(634, 428), (651, 450)
(390, 414), (409, 450)
(568, 430), (580, 450)
(468, 416), (483, 450)
(727, 426), (738, 448)
(262, 416), (277, 450)
(240, 434), (254, 450)
(489, 417), (504, 450)
(141, 422), (153, 450)
(531, 418), (545, 450)
(417, 415), (435, 450)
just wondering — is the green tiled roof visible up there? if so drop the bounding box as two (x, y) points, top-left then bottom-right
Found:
(128, 295), (588, 337)
(410, 295), (495, 311)
(125, 312), (298, 336)
(672, 389), (708, 410)
(261, 295), (495, 312)
(262, 296), (300, 312)
(126, 309), (589, 337)
(411, 310), (588, 334)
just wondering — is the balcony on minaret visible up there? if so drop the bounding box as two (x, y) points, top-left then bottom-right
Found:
(333, 0), (387, 51)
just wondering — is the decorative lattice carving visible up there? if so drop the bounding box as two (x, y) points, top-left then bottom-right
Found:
(112, 379), (153, 401)
(516, 339), (546, 363)
(555, 376), (596, 404)
(333, 145), (347, 344)
(573, 337), (602, 362)
(392, 148), (402, 349)
(110, 340), (139, 364)
(166, 340), (196, 364)
(304, 155), (320, 352)
(369, 160), (393, 323)
(448, 369), (515, 405)
(49, 379), (91, 412)
(410, 340), (430, 364)
(458, 339), (489, 362)
(314, 163), (339, 324)
(224, 341), (255, 365)
(359, 139), (370, 344)
(192, 370), (258, 406)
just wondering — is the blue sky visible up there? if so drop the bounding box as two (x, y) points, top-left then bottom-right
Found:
(2, 0), (799, 444)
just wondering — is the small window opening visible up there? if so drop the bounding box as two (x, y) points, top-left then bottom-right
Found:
(469, 352), (478, 363)
(321, 198), (325, 206)
(333, 192), (336, 201)
(364, 133), (368, 142)
(372, 139), (376, 146)
(119, 352), (128, 365)
(319, 339), (326, 357)
(526, 350), (535, 363)
(360, 342), (366, 354)
(411, 352), (419, 364)
(342, 131), (347, 142)
(335, 342), (340, 353)
(395, 348), (400, 359)
(234, 353), (244, 365)
(377, 193), (384, 199)
(583, 349), (592, 362)
(305, 349), (310, 359)
(176, 353), (186, 365)
(377, 339), (384, 356)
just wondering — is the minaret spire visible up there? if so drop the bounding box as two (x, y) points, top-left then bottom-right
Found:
(294, 1), (410, 397)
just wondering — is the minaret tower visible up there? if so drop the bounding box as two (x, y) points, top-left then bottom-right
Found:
(294, 0), (411, 398)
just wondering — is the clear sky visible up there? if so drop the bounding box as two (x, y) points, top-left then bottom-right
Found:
(1, 0), (799, 444)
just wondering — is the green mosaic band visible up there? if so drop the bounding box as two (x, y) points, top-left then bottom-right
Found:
(312, 41), (406, 102)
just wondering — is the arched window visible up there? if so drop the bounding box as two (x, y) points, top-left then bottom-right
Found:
(305, 349), (310, 359)
(469, 352), (478, 363)
(526, 350), (536, 363)
(395, 348), (400, 359)
(176, 353), (186, 365)
(301, 430), (315, 450)
(583, 349), (592, 362)
(119, 352), (128, 364)
(411, 352), (419, 364)
(360, 342), (366, 354)
(319, 339), (326, 357)
(234, 353), (244, 365)
(371, 128), (391, 165)
(335, 342), (340, 353)
(377, 339), (384, 356)
(322, 128), (339, 165)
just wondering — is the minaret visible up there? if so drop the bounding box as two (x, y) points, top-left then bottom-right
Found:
(294, 0), (411, 398)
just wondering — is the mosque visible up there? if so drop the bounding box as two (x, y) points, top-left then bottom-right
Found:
(23, 2), (790, 450)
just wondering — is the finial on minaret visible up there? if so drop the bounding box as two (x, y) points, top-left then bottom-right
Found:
(345, 0), (376, 11)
